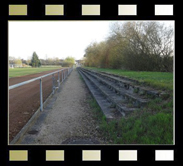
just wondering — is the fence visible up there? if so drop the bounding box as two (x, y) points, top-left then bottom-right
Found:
(9, 67), (73, 111)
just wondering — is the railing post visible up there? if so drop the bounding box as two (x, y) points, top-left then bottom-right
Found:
(40, 78), (43, 111)
(52, 74), (55, 94)
(61, 70), (63, 82)
(57, 71), (60, 87)
(64, 70), (65, 80)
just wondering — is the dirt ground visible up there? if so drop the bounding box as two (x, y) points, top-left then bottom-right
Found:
(9, 69), (67, 142)
(19, 69), (107, 144)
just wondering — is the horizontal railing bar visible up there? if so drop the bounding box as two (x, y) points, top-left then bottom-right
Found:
(9, 68), (68, 90)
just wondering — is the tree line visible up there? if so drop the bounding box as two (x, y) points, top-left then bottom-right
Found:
(84, 22), (173, 72)
(9, 52), (75, 67)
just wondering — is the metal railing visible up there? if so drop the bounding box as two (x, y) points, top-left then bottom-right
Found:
(9, 67), (73, 111)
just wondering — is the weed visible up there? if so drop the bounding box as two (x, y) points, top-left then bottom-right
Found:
(133, 88), (139, 93)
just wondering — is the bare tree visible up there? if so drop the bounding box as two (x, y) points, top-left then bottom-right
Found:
(84, 21), (173, 72)
(109, 21), (173, 71)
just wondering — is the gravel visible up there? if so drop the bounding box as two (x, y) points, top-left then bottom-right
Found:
(20, 69), (107, 145)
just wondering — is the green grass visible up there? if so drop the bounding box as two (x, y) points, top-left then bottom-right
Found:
(9, 67), (62, 78)
(84, 67), (173, 91)
(88, 96), (173, 144)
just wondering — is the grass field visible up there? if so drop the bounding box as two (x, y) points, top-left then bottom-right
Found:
(83, 67), (173, 144)
(9, 67), (62, 78)
(85, 67), (173, 91)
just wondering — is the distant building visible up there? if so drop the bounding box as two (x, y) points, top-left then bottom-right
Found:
(75, 59), (85, 66)
(9, 63), (22, 68)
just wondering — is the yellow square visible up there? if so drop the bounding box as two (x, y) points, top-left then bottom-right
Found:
(9, 150), (28, 161)
(46, 150), (64, 161)
(45, 5), (64, 15)
(82, 5), (100, 15)
(9, 5), (27, 16)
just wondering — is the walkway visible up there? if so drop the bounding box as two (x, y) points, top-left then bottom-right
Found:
(20, 69), (106, 144)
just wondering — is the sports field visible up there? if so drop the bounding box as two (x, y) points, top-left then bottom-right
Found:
(9, 67), (62, 78)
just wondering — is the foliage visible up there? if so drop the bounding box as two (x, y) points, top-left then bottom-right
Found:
(62, 56), (75, 67)
(40, 57), (61, 66)
(30, 52), (41, 67)
(84, 21), (173, 72)
(9, 56), (16, 64)
(14, 58), (22, 66)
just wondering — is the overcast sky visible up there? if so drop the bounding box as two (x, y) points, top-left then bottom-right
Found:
(9, 21), (174, 60)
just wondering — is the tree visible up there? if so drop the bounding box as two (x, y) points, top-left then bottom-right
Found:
(110, 21), (173, 71)
(84, 21), (173, 72)
(9, 56), (16, 64)
(30, 52), (41, 67)
(14, 58), (22, 67)
(62, 56), (75, 67)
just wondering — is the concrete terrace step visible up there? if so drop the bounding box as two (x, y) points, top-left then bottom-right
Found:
(82, 68), (164, 98)
(77, 69), (122, 120)
(80, 68), (149, 108)
(80, 69), (137, 116)
(124, 93), (148, 107)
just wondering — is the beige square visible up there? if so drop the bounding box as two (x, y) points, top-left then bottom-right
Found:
(82, 150), (101, 161)
(45, 5), (64, 15)
(9, 150), (28, 161)
(9, 5), (27, 15)
(46, 150), (64, 161)
(118, 5), (137, 15)
(82, 5), (100, 15)
(119, 150), (137, 161)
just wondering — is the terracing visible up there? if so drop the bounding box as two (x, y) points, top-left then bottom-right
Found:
(77, 67), (169, 120)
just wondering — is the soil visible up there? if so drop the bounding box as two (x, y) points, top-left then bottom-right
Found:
(19, 69), (107, 144)
(9, 69), (67, 142)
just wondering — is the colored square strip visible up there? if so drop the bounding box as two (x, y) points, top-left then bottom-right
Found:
(8, 150), (175, 161)
(8, 4), (174, 16)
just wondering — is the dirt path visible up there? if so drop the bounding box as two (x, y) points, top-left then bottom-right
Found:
(20, 69), (107, 144)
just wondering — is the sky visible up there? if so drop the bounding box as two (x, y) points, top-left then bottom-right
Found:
(9, 21), (174, 60)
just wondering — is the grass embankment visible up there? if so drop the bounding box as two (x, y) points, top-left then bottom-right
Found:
(9, 67), (62, 78)
(84, 67), (173, 144)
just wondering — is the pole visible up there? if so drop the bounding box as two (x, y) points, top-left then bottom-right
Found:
(40, 78), (43, 111)
(52, 74), (55, 94)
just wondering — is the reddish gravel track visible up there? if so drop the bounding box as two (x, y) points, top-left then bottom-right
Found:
(9, 68), (67, 142)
